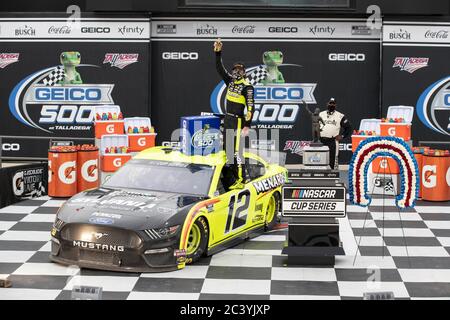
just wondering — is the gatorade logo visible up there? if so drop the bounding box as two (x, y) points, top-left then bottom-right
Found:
(48, 160), (52, 183)
(113, 158), (122, 168)
(138, 137), (146, 147)
(388, 127), (396, 136)
(81, 159), (98, 182)
(423, 165), (437, 188)
(59, 161), (76, 184)
(380, 159), (388, 169)
(106, 124), (114, 134)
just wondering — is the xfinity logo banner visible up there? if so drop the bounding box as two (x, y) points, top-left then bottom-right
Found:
(151, 19), (381, 39)
(0, 20), (150, 40)
(417, 76), (450, 136)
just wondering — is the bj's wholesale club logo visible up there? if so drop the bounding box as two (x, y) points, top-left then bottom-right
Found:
(9, 51), (115, 133)
(0, 53), (19, 69)
(393, 57), (429, 73)
(103, 53), (139, 69)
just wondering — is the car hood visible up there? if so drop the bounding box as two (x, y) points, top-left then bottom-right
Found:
(58, 187), (206, 230)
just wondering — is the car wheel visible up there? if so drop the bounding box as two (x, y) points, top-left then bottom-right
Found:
(265, 192), (279, 231)
(186, 217), (208, 264)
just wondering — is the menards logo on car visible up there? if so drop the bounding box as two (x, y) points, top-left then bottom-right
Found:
(253, 173), (285, 194)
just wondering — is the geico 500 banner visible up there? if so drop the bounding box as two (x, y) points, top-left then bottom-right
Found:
(151, 18), (381, 164)
(383, 22), (450, 145)
(0, 16), (150, 158)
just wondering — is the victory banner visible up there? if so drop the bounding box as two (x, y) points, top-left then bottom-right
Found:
(0, 15), (150, 159)
(383, 21), (450, 146)
(151, 18), (381, 164)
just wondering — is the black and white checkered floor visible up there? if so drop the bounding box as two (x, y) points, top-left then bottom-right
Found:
(0, 196), (449, 300)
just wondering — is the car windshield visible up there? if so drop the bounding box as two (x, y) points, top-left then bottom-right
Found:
(103, 159), (214, 196)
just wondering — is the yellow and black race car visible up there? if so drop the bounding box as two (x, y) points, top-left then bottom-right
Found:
(50, 147), (287, 272)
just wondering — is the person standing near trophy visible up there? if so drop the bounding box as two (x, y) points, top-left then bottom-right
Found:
(319, 98), (352, 170)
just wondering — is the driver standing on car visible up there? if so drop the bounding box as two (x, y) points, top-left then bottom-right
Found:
(319, 98), (352, 170)
(214, 38), (255, 190)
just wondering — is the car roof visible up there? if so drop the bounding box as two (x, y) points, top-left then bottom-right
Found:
(134, 147), (267, 167)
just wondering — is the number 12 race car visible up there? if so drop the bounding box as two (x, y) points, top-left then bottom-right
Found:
(50, 147), (287, 272)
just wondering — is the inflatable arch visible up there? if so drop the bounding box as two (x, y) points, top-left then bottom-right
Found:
(349, 136), (419, 209)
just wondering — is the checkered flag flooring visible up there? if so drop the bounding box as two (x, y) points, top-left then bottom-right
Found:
(42, 66), (65, 86)
(0, 196), (449, 300)
(246, 66), (268, 86)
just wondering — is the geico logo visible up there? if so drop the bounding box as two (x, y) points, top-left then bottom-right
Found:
(445, 93), (450, 106)
(40, 105), (94, 124)
(81, 27), (110, 33)
(253, 104), (299, 123)
(81, 159), (98, 182)
(268, 26), (298, 33)
(106, 124), (115, 133)
(162, 52), (198, 60)
(254, 87), (303, 101)
(113, 158), (122, 167)
(329, 53), (366, 61)
(58, 161), (76, 184)
(35, 88), (101, 101)
(339, 143), (352, 151)
(423, 165), (437, 188)
(388, 127), (396, 136)
(2, 143), (20, 151)
(138, 137), (146, 146)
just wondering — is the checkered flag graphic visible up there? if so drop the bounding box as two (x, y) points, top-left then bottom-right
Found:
(42, 66), (65, 86)
(246, 65), (268, 86)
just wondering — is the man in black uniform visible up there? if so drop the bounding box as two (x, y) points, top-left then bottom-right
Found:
(214, 38), (255, 189)
(319, 98), (352, 170)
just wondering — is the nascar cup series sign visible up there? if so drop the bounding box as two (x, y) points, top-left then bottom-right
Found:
(282, 186), (346, 218)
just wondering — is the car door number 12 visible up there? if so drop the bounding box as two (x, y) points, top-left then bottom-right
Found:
(225, 189), (250, 234)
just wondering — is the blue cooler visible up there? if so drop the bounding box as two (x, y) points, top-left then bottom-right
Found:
(180, 115), (221, 156)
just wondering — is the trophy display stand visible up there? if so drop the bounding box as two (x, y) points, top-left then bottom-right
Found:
(281, 143), (346, 266)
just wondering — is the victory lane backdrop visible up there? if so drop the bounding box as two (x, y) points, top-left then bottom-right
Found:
(151, 18), (381, 164)
(383, 22), (450, 145)
(0, 16), (150, 159)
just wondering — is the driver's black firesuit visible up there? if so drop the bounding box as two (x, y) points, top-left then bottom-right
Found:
(215, 51), (255, 187)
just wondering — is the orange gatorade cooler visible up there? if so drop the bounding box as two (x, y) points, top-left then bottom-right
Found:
(100, 134), (132, 172)
(380, 105), (414, 140)
(125, 117), (157, 152)
(128, 133), (156, 152)
(77, 145), (100, 192)
(351, 119), (380, 152)
(422, 150), (450, 201)
(48, 147), (77, 197)
(101, 154), (132, 172)
(372, 156), (400, 174)
(94, 105), (124, 139)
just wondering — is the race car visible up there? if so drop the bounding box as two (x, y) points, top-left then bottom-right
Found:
(50, 147), (287, 272)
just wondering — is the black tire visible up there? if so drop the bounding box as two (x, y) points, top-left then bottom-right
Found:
(265, 192), (280, 231)
(186, 217), (209, 264)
